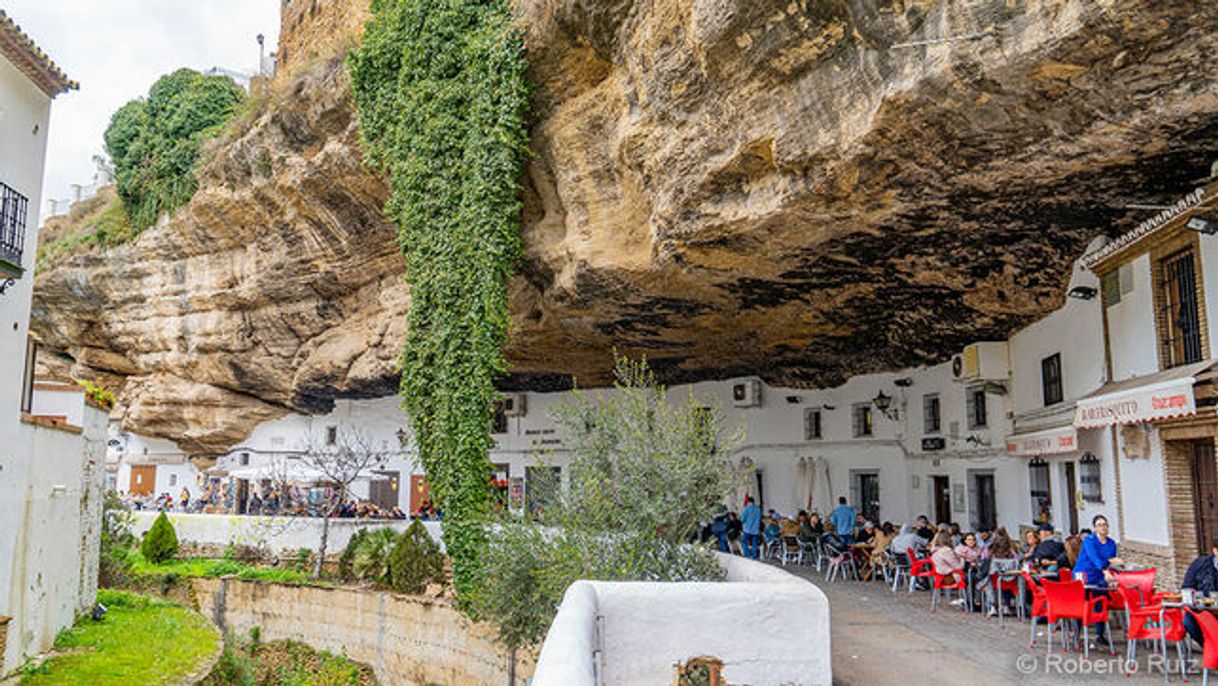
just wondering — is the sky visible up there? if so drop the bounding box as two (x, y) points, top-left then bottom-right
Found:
(5, 0), (281, 208)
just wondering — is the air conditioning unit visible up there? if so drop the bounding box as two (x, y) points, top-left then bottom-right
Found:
(502, 393), (527, 417)
(951, 342), (1010, 382)
(732, 379), (762, 408)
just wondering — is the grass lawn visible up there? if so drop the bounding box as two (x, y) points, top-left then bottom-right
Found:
(20, 590), (219, 686)
(125, 552), (313, 584)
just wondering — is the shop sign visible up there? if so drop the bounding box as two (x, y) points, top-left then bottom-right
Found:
(1005, 425), (1077, 456)
(1074, 379), (1196, 429)
(921, 437), (946, 451)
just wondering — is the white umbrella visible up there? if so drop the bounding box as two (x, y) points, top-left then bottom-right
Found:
(797, 457), (813, 511)
(812, 456), (833, 515)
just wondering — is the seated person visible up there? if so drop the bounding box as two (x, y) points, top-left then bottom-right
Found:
(914, 515), (936, 542)
(1184, 537), (1218, 648)
(799, 512), (824, 543)
(763, 517), (782, 543)
(930, 531), (965, 580)
(1030, 522), (1066, 572)
(1058, 535), (1081, 571)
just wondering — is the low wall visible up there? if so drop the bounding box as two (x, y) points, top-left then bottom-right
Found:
(192, 578), (532, 686)
(131, 512), (443, 556)
(532, 553), (832, 686)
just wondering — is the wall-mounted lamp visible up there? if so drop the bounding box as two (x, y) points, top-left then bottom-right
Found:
(1067, 286), (1098, 300)
(395, 428), (409, 447)
(1187, 217), (1218, 235)
(872, 391), (899, 421)
(785, 395), (802, 404)
(894, 377), (913, 388)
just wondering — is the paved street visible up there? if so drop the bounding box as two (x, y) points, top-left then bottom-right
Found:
(779, 563), (1196, 685)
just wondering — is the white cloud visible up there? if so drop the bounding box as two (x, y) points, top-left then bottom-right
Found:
(4, 0), (280, 209)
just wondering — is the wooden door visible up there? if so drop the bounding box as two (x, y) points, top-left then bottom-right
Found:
(409, 474), (431, 514)
(1064, 462), (1079, 534)
(932, 476), (951, 525)
(129, 465), (156, 496)
(369, 471), (400, 510)
(1192, 441), (1218, 554)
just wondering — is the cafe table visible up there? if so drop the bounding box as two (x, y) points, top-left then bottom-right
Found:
(1156, 594), (1218, 683)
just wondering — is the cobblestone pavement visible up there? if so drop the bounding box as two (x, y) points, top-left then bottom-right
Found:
(776, 561), (1198, 685)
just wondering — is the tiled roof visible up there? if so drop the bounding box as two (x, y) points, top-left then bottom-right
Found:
(0, 9), (77, 97)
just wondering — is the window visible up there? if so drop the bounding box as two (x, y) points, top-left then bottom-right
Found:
(1157, 248), (1204, 367)
(1041, 353), (1063, 406)
(20, 337), (36, 414)
(491, 401), (508, 434)
(922, 394), (940, 434)
(851, 471), (880, 522)
(1080, 453), (1103, 503)
(1029, 459), (1052, 524)
(326, 426), (338, 445)
(966, 388), (987, 429)
(804, 408), (822, 440)
(1101, 269), (1121, 307)
(240, 452), (250, 466)
(852, 403), (873, 437)
(169, 473), (178, 487)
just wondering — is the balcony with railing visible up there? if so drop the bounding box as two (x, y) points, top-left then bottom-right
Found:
(1, 182), (29, 289)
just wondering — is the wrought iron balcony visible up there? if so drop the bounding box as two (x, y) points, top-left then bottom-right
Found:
(0, 181), (28, 292)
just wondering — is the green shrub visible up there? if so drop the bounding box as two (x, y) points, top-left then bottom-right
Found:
(140, 512), (179, 564)
(337, 528), (367, 581)
(352, 528), (398, 585)
(100, 491), (136, 586)
(104, 68), (245, 231)
(388, 521), (445, 595)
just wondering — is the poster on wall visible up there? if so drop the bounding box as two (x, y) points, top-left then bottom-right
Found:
(952, 483), (966, 513)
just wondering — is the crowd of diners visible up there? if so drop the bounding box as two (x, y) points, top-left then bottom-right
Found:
(700, 496), (1218, 676)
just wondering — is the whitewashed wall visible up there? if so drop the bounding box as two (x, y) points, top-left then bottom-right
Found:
(532, 553), (831, 686)
(1117, 427), (1171, 547)
(1106, 253), (1158, 381)
(0, 48), (57, 677)
(130, 511), (444, 555)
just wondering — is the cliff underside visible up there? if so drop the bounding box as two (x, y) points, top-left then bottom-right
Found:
(30, 0), (1218, 455)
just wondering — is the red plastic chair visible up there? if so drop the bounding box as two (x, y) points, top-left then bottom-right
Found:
(1024, 571), (1050, 648)
(1058, 567), (1074, 582)
(907, 547), (935, 593)
(931, 570), (968, 614)
(1189, 609), (1218, 686)
(988, 572), (1023, 625)
(1120, 586), (1186, 680)
(1114, 568), (1159, 608)
(1041, 579), (1113, 659)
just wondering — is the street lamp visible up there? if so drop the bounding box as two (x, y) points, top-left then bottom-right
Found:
(872, 390), (899, 421)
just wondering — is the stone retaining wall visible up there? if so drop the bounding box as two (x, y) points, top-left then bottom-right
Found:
(191, 578), (533, 686)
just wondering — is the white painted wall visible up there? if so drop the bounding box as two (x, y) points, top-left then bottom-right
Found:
(532, 554), (831, 686)
(0, 43), (63, 676)
(1199, 229), (1218, 353)
(1106, 253), (1159, 381)
(1117, 426), (1171, 546)
(129, 511), (444, 556)
(29, 384), (87, 426)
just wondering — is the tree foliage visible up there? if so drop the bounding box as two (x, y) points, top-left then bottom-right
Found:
(389, 520), (446, 594)
(348, 0), (531, 606)
(140, 511), (180, 564)
(472, 356), (742, 650)
(104, 68), (244, 231)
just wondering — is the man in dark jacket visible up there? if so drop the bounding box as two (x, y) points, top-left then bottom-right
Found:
(1031, 522), (1066, 570)
(1183, 538), (1218, 647)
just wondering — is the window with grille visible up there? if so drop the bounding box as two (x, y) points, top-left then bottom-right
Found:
(0, 182), (29, 271)
(491, 401), (508, 434)
(1079, 454), (1102, 503)
(1101, 270), (1121, 307)
(804, 408), (822, 440)
(966, 388), (987, 429)
(922, 394), (940, 434)
(1157, 248), (1203, 368)
(326, 426), (338, 445)
(852, 403), (873, 437)
(1041, 353), (1063, 406)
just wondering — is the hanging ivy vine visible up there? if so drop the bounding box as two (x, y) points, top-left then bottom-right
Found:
(349, 0), (530, 605)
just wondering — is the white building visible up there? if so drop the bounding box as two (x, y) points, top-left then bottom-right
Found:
(0, 11), (105, 675)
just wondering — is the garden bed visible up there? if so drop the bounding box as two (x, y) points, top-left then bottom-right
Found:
(202, 636), (377, 686)
(19, 590), (220, 686)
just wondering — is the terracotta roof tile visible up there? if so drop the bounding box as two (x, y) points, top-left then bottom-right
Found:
(0, 9), (77, 97)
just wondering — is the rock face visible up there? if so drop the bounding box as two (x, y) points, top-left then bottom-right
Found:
(31, 0), (1218, 455)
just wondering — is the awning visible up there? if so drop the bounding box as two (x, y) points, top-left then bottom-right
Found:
(1005, 424), (1078, 456)
(1074, 360), (1216, 429)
